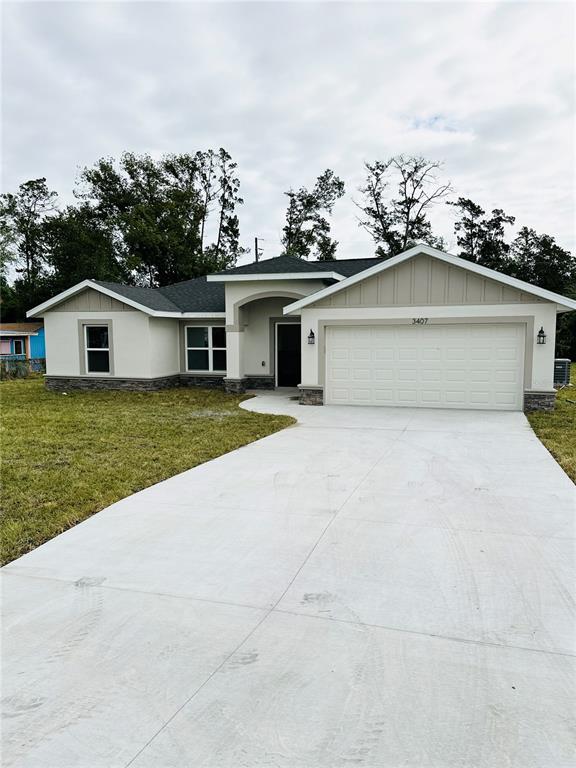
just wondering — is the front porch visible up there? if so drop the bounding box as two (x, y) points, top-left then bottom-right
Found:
(222, 294), (303, 395)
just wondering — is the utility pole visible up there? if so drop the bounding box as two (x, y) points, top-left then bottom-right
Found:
(254, 237), (264, 262)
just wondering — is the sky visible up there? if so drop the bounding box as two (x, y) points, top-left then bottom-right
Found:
(2, 0), (575, 264)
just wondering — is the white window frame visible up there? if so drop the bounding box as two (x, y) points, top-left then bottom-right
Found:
(13, 339), (24, 356)
(84, 324), (111, 375)
(185, 325), (227, 373)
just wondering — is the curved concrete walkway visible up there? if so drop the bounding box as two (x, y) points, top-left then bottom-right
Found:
(2, 394), (575, 767)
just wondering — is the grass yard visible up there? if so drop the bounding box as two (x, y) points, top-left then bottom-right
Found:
(0, 378), (294, 565)
(527, 363), (576, 483)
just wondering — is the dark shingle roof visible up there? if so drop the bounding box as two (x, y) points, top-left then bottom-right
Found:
(315, 258), (385, 277)
(158, 277), (225, 313)
(93, 281), (183, 312)
(92, 257), (382, 314)
(213, 255), (384, 278)
(93, 277), (225, 313)
(212, 255), (323, 276)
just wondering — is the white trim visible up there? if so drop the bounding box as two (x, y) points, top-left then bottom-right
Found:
(283, 244), (576, 314)
(207, 272), (344, 283)
(84, 324), (111, 375)
(185, 324), (227, 374)
(0, 331), (40, 337)
(180, 312), (226, 318)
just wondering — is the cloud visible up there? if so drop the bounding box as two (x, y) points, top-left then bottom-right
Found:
(2, 0), (574, 263)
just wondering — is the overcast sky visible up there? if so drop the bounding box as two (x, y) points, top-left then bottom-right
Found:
(2, 1), (575, 263)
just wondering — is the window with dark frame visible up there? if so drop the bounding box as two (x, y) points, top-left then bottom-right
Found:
(186, 326), (226, 372)
(85, 325), (110, 373)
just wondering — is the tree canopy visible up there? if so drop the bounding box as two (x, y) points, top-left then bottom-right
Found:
(356, 156), (451, 257)
(281, 169), (345, 260)
(0, 150), (247, 318)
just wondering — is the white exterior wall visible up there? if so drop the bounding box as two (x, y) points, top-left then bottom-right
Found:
(148, 318), (180, 377)
(44, 311), (153, 378)
(224, 280), (322, 326)
(242, 298), (291, 376)
(300, 303), (558, 393)
(222, 279), (321, 378)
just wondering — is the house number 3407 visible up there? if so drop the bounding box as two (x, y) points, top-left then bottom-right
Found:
(412, 318), (429, 325)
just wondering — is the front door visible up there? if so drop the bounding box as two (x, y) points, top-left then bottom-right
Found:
(276, 324), (301, 387)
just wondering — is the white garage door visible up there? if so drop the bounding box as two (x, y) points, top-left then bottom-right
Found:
(325, 324), (525, 410)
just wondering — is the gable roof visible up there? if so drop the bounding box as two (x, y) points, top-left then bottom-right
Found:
(91, 281), (183, 312)
(27, 277), (225, 318)
(213, 255), (325, 276)
(284, 244), (576, 314)
(208, 255), (385, 282)
(26, 257), (383, 317)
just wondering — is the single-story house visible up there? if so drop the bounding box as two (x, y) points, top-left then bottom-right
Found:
(0, 322), (46, 360)
(27, 244), (576, 411)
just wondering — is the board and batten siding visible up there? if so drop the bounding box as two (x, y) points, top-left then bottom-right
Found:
(55, 288), (136, 312)
(314, 255), (545, 309)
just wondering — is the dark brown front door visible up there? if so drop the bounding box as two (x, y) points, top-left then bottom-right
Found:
(276, 324), (301, 387)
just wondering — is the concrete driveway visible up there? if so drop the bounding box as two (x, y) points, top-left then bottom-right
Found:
(2, 393), (575, 767)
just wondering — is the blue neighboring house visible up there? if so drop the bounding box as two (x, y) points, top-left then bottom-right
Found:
(0, 322), (45, 363)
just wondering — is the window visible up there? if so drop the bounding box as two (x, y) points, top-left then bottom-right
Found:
(186, 326), (226, 372)
(13, 339), (24, 355)
(85, 325), (110, 373)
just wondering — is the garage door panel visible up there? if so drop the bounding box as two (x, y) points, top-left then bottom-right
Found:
(445, 390), (466, 404)
(330, 367), (350, 381)
(422, 348), (442, 361)
(495, 392), (517, 406)
(374, 368), (394, 381)
(374, 389), (394, 402)
(350, 388), (370, 403)
(326, 324), (524, 410)
(470, 370), (490, 383)
(421, 370), (442, 382)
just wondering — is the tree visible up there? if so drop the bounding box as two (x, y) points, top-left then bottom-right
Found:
(507, 227), (576, 358)
(476, 208), (515, 270)
(356, 156), (451, 257)
(281, 169), (345, 260)
(201, 149), (247, 266)
(42, 204), (126, 293)
(509, 227), (576, 294)
(449, 198), (515, 270)
(446, 197), (485, 262)
(0, 178), (59, 319)
(0, 178), (58, 287)
(77, 150), (244, 286)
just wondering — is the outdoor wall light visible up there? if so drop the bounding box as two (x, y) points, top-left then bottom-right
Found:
(308, 330), (315, 345)
(536, 327), (547, 345)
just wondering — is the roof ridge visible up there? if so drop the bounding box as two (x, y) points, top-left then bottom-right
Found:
(156, 275), (207, 291)
(309, 257), (384, 264)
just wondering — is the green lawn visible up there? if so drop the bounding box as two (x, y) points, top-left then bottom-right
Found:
(0, 378), (294, 565)
(527, 363), (576, 483)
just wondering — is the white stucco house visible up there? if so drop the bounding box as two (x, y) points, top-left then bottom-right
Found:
(27, 244), (576, 411)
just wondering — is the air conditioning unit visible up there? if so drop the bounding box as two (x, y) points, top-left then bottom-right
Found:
(554, 359), (571, 387)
